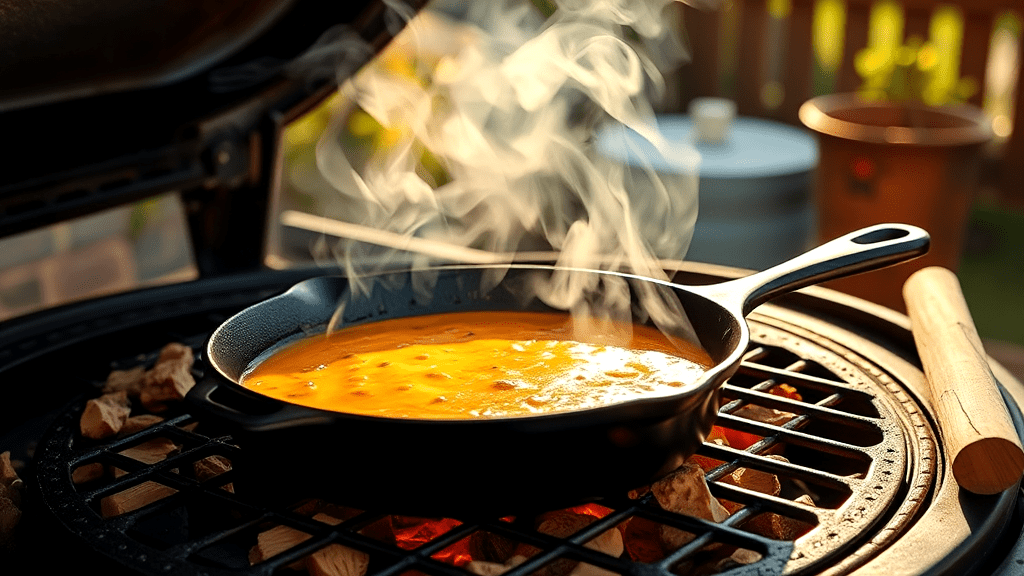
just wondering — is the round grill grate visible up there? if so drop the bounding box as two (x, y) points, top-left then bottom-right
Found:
(34, 311), (936, 576)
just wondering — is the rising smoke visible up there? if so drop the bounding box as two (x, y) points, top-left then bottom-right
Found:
(306, 0), (703, 346)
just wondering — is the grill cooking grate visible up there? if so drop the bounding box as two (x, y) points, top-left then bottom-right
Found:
(35, 317), (935, 576)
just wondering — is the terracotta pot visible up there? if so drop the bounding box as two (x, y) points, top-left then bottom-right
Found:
(799, 93), (992, 311)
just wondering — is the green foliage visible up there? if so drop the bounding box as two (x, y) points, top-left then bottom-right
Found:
(855, 37), (977, 106)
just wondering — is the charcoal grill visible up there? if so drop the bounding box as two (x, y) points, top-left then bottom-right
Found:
(1, 265), (1023, 575)
(3, 1), (1024, 574)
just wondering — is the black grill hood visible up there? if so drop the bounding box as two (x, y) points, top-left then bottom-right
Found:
(0, 0), (427, 262)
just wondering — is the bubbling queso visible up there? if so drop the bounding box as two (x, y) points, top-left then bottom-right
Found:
(240, 311), (712, 419)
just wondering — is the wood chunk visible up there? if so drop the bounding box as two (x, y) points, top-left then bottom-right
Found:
(742, 512), (792, 541)
(307, 543), (370, 576)
(358, 516), (396, 545)
(140, 344), (195, 412)
(733, 404), (796, 427)
(686, 439), (729, 474)
(100, 481), (177, 517)
(742, 493), (817, 541)
(313, 512), (343, 526)
(0, 452), (23, 542)
(194, 455), (231, 481)
(194, 455), (234, 493)
(72, 462), (106, 485)
(249, 525), (311, 567)
(120, 437), (180, 465)
(651, 463), (730, 550)
(584, 524), (623, 557)
(0, 453), (23, 523)
(0, 493), (21, 545)
(113, 438), (180, 478)
(623, 516), (670, 563)
(0, 452), (21, 496)
(524, 512), (622, 576)
(626, 485), (650, 500)
(537, 511), (593, 538)
(295, 499), (362, 524)
(80, 391), (131, 439)
(659, 524), (696, 552)
(465, 561), (511, 576)
(720, 459), (784, 497)
(119, 414), (165, 437)
(769, 383), (802, 401)
(709, 547), (763, 573)
(568, 563), (618, 576)
(795, 494), (815, 507)
(652, 464), (730, 523)
(468, 530), (517, 564)
(157, 342), (194, 364)
(103, 365), (146, 396)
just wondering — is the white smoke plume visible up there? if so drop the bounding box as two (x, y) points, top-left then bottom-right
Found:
(308, 0), (703, 346)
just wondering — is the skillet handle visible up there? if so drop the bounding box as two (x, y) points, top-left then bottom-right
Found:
(187, 374), (334, 431)
(690, 223), (930, 316)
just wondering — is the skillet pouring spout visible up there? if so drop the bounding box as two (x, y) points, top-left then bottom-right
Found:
(187, 223), (928, 517)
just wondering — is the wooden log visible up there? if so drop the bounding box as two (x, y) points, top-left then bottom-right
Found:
(903, 266), (1024, 494)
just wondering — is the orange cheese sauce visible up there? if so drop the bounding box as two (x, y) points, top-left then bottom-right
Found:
(240, 311), (712, 419)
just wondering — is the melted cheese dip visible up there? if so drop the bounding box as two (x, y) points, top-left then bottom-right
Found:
(240, 311), (712, 419)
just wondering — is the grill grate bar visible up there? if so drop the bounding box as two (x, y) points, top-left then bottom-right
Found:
(710, 483), (826, 523)
(720, 384), (883, 427)
(70, 413), (198, 462)
(76, 438), (241, 504)
(631, 497), (776, 544)
(162, 512), (270, 562)
(712, 413), (876, 457)
(700, 442), (866, 491)
(737, 362), (876, 401)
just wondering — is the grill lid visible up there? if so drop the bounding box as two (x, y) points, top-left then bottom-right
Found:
(0, 0), (426, 242)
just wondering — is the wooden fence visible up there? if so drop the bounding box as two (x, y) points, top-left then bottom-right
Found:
(674, 0), (1024, 205)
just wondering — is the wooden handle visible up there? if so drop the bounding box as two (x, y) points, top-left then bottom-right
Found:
(903, 266), (1024, 495)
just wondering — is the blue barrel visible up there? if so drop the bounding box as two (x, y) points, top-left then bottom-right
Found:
(596, 115), (819, 270)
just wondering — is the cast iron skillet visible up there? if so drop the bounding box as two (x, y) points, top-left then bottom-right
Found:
(187, 223), (928, 516)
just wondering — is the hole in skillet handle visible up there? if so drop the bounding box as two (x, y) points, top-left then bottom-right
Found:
(851, 227), (911, 244)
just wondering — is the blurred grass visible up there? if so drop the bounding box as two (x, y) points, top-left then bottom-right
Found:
(959, 203), (1024, 347)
